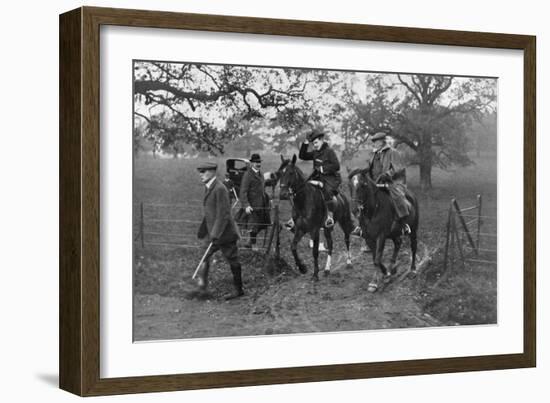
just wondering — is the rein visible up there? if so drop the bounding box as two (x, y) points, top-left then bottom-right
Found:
(281, 166), (317, 214)
(351, 173), (386, 219)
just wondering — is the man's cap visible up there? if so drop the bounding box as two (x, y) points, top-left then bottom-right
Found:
(196, 162), (218, 172)
(307, 130), (325, 142)
(249, 153), (262, 163)
(370, 131), (389, 142)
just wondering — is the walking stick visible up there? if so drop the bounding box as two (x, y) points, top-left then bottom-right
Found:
(192, 241), (213, 280)
(231, 188), (239, 209)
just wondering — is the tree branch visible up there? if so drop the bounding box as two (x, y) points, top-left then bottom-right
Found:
(397, 74), (422, 105)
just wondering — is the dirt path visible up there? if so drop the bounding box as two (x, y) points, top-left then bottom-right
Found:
(134, 240), (440, 341)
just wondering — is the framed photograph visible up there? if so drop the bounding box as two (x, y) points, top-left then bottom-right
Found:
(59, 6), (536, 396)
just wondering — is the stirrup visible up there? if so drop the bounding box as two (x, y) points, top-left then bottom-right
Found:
(324, 216), (334, 228)
(284, 218), (295, 230)
(350, 226), (362, 237)
(402, 223), (411, 235)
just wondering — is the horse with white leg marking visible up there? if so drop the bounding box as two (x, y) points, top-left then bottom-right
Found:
(348, 168), (419, 292)
(278, 155), (353, 280)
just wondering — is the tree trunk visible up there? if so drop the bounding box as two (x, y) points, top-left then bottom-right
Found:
(419, 160), (432, 190)
(418, 141), (433, 190)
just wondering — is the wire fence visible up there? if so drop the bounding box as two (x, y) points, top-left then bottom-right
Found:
(134, 201), (282, 255)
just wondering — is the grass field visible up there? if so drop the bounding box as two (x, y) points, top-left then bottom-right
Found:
(133, 150), (497, 340)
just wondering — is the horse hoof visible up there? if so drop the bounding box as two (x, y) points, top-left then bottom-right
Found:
(407, 270), (417, 279)
(323, 270), (330, 277)
(298, 265), (308, 274)
(312, 274), (319, 282)
(383, 275), (392, 284)
(367, 283), (378, 293)
(346, 263), (353, 270)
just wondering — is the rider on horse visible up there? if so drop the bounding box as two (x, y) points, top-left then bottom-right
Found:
(368, 131), (411, 235)
(283, 129), (341, 229)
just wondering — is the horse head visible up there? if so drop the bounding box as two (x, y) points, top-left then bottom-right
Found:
(348, 168), (378, 220)
(278, 154), (303, 200)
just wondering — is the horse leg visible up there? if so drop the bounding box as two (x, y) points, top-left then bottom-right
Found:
(291, 228), (308, 274)
(312, 230), (321, 281)
(389, 236), (402, 275)
(374, 236), (392, 284)
(408, 229), (418, 279)
(323, 228), (333, 276)
(366, 238), (381, 293)
(339, 197), (354, 268)
(342, 226), (353, 269)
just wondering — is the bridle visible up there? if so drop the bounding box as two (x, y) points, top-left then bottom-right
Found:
(350, 172), (382, 219)
(279, 165), (308, 209)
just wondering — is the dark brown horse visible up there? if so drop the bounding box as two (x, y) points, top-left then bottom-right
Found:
(278, 155), (354, 281)
(348, 168), (419, 291)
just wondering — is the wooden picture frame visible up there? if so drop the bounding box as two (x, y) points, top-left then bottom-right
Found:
(59, 6), (536, 396)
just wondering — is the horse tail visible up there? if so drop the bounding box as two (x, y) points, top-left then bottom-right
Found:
(337, 193), (355, 234)
(405, 191), (419, 232)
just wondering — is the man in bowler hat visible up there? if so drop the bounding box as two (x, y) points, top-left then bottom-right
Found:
(196, 162), (244, 299)
(239, 153), (271, 249)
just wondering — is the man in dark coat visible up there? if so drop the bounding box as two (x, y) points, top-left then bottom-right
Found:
(368, 132), (411, 234)
(298, 130), (342, 228)
(196, 162), (244, 299)
(239, 153), (271, 249)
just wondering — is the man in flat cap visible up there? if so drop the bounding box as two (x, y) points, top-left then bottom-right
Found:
(291, 129), (342, 228)
(368, 132), (411, 234)
(196, 162), (244, 299)
(239, 153), (271, 249)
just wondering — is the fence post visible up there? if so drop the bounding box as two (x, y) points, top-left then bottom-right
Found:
(476, 194), (482, 252)
(452, 213), (466, 269)
(275, 205), (280, 260)
(448, 211), (456, 273)
(442, 201), (453, 273)
(452, 199), (477, 254)
(140, 202), (145, 249)
(264, 207), (276, 258)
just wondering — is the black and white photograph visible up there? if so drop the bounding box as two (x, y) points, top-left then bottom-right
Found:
(132, 60), (498, 341)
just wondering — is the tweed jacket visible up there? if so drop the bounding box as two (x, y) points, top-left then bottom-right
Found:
(369, 145), (404, 182)
(197, 178), (240, 244)
(369, 145), (410, 217)
(239, 166), (266, 209)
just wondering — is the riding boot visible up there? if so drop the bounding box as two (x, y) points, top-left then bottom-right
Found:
(225, 264), (244, 300)
(196, 262), (210, 291)
(250, 231), (257, 247)
(243, 230), (256, 249)
(324, 196), (336, 228)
